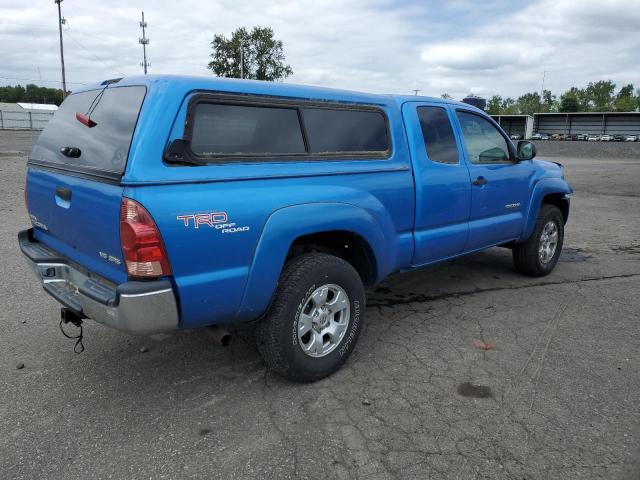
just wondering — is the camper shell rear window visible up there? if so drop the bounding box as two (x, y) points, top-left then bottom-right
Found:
(29, 86), (146, 178)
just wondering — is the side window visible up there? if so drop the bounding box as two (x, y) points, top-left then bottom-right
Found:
(301, 108), (388, 153)
(417, 106), (459, 164)
(456, 111), (511, 164)
(190, 103), (306, 155)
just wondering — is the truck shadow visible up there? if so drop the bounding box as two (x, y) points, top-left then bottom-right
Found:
(71, 247), (530, 390)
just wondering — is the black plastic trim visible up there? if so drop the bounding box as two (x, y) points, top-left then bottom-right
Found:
(27, 160), (122, 185)
(18, 229), (67, 263)
(164, 92), (393, 166)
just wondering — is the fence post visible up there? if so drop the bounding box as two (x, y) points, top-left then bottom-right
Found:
(0, 110), (3, 129)
(29, 111), (33, 129)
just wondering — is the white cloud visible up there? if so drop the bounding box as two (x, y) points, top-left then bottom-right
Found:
(418, 0), (640, 98)
(0, 0), (638, 100)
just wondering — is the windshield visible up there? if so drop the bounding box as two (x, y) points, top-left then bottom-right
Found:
(30, 86), (146, 175)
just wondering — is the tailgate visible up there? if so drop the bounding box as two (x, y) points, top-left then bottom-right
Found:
(25, 85), (146, 284)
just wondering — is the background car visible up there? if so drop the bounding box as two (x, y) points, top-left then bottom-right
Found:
(576, 134), (587, 141)
(541, 134), (550, 140)
(510, 134), (523, 140)
(612, 134), (624, 141)
(587, 134), (599, 141)
(624, 134), (637, 142)
(600, 134), (613, 141)
(531, 133), (542, 140)
(551, 133), (562, 140)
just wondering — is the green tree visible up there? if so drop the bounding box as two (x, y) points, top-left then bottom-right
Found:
(562, 87), (591, 112)
(207, 26), (293, 81)
(486, 95), (502, 115)
(559, 91), (579, 112)
(502, 97), (517, 114)
(0, 84), (63, 105)
(516, 92), (541, 115)
(540, 89), (557, 113)
(440, 93), (453, 100)
(586, 80), (615, 111)
(614, 84), (636, 112)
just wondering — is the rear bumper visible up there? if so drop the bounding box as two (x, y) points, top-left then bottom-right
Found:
(18, 229), (179, 335)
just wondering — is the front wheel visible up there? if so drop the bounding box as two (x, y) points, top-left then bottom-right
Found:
(513, 205), (564, 277)
(256, 253), (365, 382)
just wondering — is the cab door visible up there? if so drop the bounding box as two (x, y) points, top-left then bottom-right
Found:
(452, 109), (534, 250)
(402, 102), (472, 265)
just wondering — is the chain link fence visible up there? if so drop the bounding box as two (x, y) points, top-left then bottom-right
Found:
(0, 110), (54, 130)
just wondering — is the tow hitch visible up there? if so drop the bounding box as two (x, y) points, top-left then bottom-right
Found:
(59, 307), (85, 354)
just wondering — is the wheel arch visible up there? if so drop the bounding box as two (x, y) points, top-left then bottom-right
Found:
(522, 178), (572, 240)
(235, 202), (394, 322)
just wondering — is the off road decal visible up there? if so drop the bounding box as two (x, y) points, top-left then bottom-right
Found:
(176, 211), (250, 234)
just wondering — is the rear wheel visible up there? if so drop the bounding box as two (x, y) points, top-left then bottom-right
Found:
(513, 204), (564, 276)
(256, 253), (365, 382)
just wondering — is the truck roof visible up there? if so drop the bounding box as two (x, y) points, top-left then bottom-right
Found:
(73, 74), (479, 112)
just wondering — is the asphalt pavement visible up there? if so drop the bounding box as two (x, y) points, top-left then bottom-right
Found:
(0, 131), (638, 479)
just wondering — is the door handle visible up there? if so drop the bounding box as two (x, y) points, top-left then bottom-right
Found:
(472, 176), (487, 186)
(55, 186), (72, 202)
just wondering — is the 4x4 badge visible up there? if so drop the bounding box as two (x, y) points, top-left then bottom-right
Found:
(99, 252), (122, 265)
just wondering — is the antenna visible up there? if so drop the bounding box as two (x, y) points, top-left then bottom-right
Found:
(139, 11), (150, 74)
(37, 67), (46, 103)
(413, 89), (420, 96)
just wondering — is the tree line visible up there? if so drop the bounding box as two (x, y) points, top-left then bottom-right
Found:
(0, 84), (65, 106)
(481, 81), (639, 115)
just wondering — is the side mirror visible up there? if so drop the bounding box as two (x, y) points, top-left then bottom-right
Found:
(516, 140), (536, 161)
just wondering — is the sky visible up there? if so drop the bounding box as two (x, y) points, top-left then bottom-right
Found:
(1, 0), (639, 100)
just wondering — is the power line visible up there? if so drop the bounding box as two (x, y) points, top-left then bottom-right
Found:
(65, 30), (126, 76)
(0, 75), (88, 86)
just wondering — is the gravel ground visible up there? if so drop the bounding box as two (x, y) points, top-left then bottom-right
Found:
(0, 129), (39, 156)
(0, 130), (639, 479)
(533, 140), (640, 159)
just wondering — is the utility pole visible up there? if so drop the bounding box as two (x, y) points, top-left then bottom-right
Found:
(139, 11), (150, 74)
(54, 0), (67, 97)
(239, 40), (244, 79)
(540, 70), (546, 111)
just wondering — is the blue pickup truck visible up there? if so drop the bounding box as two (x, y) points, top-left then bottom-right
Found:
(19, 75), (572, 381)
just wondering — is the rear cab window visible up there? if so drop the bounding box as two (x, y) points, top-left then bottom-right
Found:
(417, 106), (459, 164)
(178, 95), (391, 163)
(29, 86), (146, 178)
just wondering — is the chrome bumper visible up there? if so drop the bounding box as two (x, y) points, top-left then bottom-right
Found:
(18, 229), (179, 335)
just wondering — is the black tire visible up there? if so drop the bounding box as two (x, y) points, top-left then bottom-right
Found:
(256, 253), (365, 382)
(513, 204), (564, 277)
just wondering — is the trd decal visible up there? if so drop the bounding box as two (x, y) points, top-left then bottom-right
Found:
(176, 212), (228, 228)
(176, 211), (250, 234)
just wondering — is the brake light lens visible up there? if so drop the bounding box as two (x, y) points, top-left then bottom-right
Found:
(120, 197), (171, 278)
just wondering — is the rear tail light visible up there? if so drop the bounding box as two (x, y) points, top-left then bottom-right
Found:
(120, 197), (171, 278)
